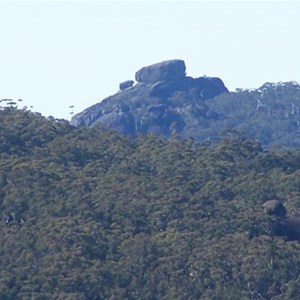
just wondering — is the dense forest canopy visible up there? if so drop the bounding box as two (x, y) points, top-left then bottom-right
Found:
(2, 108), (300, 299)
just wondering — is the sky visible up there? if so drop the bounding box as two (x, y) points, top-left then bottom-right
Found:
(0, 1), (299, 119)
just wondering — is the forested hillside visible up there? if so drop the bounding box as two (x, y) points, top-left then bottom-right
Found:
(2, 108), (300, 299)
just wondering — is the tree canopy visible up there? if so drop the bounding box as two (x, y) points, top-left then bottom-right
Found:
(1, 108), (300, 299)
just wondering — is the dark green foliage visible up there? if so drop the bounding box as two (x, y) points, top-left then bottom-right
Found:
(197, 81), (300, 148)
(2, 108), (300, 299)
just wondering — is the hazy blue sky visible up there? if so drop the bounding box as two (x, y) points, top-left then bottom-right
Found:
(0, 1), (299, 119)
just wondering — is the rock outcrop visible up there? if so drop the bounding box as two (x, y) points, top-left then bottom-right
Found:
(71, 71), (300, 148)
(262, 200), (300, 240)
(119, 80), (134, 91)
(262, 199), (287, 217)
(135, 59), (186, 84)
(71, 59), (229, 139)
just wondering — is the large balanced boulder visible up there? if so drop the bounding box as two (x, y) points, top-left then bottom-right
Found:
(135, 59), (186, 84)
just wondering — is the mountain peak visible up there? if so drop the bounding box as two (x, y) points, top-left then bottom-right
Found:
(71, 59), (229, 137)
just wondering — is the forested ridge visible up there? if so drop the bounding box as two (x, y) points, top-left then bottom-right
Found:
(2, 108), (300, 299)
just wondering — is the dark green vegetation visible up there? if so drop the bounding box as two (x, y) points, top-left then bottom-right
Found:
(2, 108), (300, 299)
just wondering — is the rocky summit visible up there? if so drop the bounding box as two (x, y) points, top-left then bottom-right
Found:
(70, 60), (300, 148)
(135, 59), (186, 84)
(71, 59), (229, 138)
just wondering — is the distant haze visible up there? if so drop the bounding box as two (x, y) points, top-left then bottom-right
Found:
(0, 1), (299, 119)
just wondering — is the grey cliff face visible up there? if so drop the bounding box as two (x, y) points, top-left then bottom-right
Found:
(70, 59), (229, 138)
